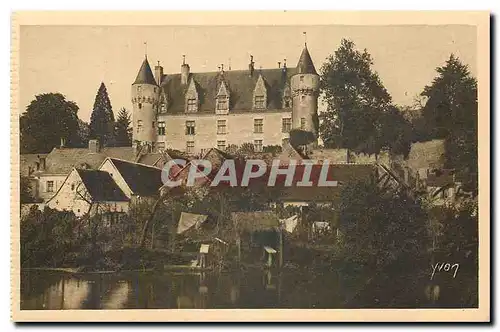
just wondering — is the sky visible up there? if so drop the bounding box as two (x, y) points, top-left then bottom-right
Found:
(19, 25), (477, 122)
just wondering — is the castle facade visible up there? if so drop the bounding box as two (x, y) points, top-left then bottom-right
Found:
(131, 44), (319, 155)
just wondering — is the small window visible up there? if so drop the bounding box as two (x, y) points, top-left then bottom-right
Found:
(301, 95), (305, 102)
(71, 184), (75, 191)
(282, 118), (292, 133)
(185, 121), (195, 135)
(300, 75), (304, 82)
(138, 103), (142, 109)
(217, 120), (227, 135)
(254, 139), (263, 152)
(154, 88), (157, 93)
(47, 181), (54, 193)
(186, 141), (195, 154)
(300, 118), (306, 130)
(282, 138), (289, 146)
(137, 86), (142, 93)
(187, 98), (197, 112)
(158, 121), (166, 135)
(152, 121), (155, 128)
(217, 140), (226, 150)
(284, 99), (291, 108)
(254, 119), (263, 133)
(217, 95), (228, 111)
(160, 103), (167, 112)
(137, 120), (143, 133)
(254, 95), (265, 109)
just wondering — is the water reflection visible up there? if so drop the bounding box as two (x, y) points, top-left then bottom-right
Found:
(20, 268), (472, 309)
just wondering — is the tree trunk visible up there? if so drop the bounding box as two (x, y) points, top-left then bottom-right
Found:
(139, 195), (164, 248)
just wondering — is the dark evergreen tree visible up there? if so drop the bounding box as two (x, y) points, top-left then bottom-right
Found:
(114, 108), (132, 147)
(89, 82), (115, 146)
(420, 55), (477, 189)
(319, 39), (393, 155)
(20, 93), (80, 153)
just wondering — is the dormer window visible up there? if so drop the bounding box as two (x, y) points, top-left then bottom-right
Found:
(254, 95), (265, 109)
(217, 96), (228, 110)
(187, 98), (198, 112)
(282, 83), (291, 108)
(185, 78), (200, 113)
(160, 103), (167, 112)
(253, 74), (268, 110)
(216, 81), (230, 114)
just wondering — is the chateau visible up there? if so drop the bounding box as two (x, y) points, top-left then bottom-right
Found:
(131, 43), (319, 155)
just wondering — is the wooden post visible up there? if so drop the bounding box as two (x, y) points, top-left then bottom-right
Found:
(278, 227), (283, 268)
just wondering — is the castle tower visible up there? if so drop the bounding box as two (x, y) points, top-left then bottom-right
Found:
(131, 56), (159, 148)
(291, 43), (319, 143)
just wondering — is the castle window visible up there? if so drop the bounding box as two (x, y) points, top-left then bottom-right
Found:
(282, 118), (292, 133)
(137, 120), (143, 133)
(46, 181), (54, 193)
(284, 98), (291, 108)
(254, 95), (265, 109)
(152, 121), (155, 128)
(138, 103), (142, 109)
(217, 140), (226, 150)
(186, 141), (195, 154)
(185, 121), (196, 135)
(282, 138), (289, 146)
(158, 121), (166, 135)
(217, 95), (228, 111)
(160, 103), (167, 112)
(301, 95), (305, 102)
(217, 120), (227, 135)
(71, 184), (75, 191)
(254, 140), (263, 152)
(254, 119), (263, 133)
(300, 118), (306, 130)
(300, 75), (304, 82)
(137, 86), (142, 93)
(187, 98), (198, 112)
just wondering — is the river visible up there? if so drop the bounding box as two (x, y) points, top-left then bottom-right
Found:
(20, 268), (476, 309)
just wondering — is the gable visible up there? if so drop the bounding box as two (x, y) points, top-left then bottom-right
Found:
(98, 158), (134, 198)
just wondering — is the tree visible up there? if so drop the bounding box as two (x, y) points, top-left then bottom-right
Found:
(338, 180), (430, 270)
(420, 55), (478, 188)
(20, 176), (34, 203)
(319, 39), (393, 155)
(89, 82), (115, 146)
(114, 108), (132, 147)
(20, 93), (80, 153)
(74, 118), (90, 148)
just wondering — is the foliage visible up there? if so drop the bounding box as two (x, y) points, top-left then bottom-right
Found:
(75, 118), (90, 148)
(114, 108), (132, 147)
(89, 82), (116, 147)
(319, 39), (394, 155)
(20, 93), (81, 153)
(338, 180), (430, 270)
(289, 129), (316, 149)
(20, 176), (34, 203)
(20, 207), (82, 267)
(419, 55), (478, 189)
(262, 145), (283, 155)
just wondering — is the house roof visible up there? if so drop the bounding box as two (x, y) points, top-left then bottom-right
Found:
(426, 169), (455, 187)
(76, 169), (129, 202)
(109, 158), (163, 196)
(133, 57), (157, 85)
(296, 45), (317, 75)
(27, 146), (166, 175)
(231, 211), (280, 232)
(160, 67), (298, 114)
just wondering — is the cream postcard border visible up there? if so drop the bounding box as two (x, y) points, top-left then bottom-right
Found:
(10, 11), (490, 322)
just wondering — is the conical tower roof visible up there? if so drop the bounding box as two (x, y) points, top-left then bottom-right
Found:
(296, 45), (317, 75)
(133, 57), (157, 85)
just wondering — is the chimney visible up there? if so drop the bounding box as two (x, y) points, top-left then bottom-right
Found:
(154, 60), (164, 86)
(278, 61), (281, 68)
(181, 55), (190, 85)
(38, 155), (46, 171)
(248, 55), (255, 77)
(60, 137), (66, 148)
(88, 139), (100, 153)
(282, 58), (287, 80)
(220, 64), (224, 73)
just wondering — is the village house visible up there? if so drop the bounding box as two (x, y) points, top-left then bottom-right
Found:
(20, 139), (187, 203)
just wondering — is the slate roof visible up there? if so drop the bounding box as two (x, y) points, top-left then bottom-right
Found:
(76, 169), (129, 202)
(296, 45), (317, 75)
(109, 158), (163, 196)
(27, 146), (165, 175)
(160, 67), (297, 114)
(133, 57), (157, 85)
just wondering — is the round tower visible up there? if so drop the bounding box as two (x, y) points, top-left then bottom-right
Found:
(131, 56), (159, 147)
(291, 44), (320, 142)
